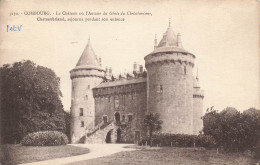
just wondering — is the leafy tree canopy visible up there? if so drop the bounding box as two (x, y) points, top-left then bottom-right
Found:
(0, 60), (67, 143)
(203, 106), (260, 152)
(143, 113), (163, 144)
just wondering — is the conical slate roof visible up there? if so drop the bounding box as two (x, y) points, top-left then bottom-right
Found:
(157, 22), (178, 48)
(76, 39), (99, 67)
(147, 20), (194, 57)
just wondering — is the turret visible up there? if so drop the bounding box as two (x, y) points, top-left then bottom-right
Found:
(145, 20), (196, 134)
(70, 38), (105, 143)
(193, 69), (204, 134)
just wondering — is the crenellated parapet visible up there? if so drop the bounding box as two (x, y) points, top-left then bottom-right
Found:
(145, 52), (195, 69)
(70, 66), (105, 79)
(93, 78), (146, 97)
(193, 89), (204, 98)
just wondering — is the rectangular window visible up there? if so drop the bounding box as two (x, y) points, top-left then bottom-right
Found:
(88, 85), (90, 89)
(108, 96), (111, 102)
(131, 94), (134, 100)
(85, 95), (88, 101)
(160, 85), (163, 93)
(123, 95), (125, 107)
(128, 115), (133, 122)
(81, 121), (84, 127)
(80, 108), (83, 116)
(184, 66), (187, 75)
(103, 116), (108, 123)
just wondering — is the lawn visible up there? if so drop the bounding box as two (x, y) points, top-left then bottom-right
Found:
(0, 144), (90, 165)
(68, 146), (256, 165)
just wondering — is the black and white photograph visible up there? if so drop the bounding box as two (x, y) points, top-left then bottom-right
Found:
(0, 0), (259, 164)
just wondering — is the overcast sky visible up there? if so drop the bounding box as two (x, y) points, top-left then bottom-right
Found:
(0, 0), (259, 113)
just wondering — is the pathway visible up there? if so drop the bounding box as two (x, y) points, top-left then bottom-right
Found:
(20, 143), (136, 165)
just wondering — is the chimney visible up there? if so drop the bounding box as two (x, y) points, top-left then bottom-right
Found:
(177, 33), (183, 48)
(154, 34), (157, 50)
(139, 65), (143, 73)
(133, 62), (137, 72)
(109, 67), (112, 75)
(99, 56), (102, 67)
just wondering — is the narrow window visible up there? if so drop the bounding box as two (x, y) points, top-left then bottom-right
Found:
(123, 95), (125, 106)
(88, 85), (90, 89)
(85, 95), (88, 101)
(128, 115), (133, 122)
(184, 66), (187, 75)
(103, 116), (108, 123)
(131, 94), (134, 100)
(160, 85), (163, 93)
(108, 96), (111, 102)
(81, 121), (84, 127)
(80, 108), (83, 116)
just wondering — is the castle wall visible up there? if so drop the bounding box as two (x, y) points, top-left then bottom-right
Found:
(193, 88), (204, 134)
(145, 52), (194, 134)
(70, 68), (104, 143)
(93, 80), (147, 143)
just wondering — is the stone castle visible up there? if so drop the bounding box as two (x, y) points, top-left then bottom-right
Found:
(70, 21), (204, 144)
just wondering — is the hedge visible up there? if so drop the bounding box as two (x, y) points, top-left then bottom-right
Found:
(21, 131), (69, 146)
(139, 133), (215, 148)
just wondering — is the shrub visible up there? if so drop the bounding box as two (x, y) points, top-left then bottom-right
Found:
(21, 131), (69, 146)
(139, 133), (215, 148)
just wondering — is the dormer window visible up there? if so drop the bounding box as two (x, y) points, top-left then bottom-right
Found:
(157, 85), (163, 93)
(128, 114), (133, 122)
(160, 85), (163, 93)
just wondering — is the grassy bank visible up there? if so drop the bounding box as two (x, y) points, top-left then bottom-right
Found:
(69, 146), (256, 165)
(0, 144), (90, 165)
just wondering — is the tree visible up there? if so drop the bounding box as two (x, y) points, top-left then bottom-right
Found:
(203, 107), (260, 152)
(64, 111), (71, 142)
(0, 60), (66, 143)
(143, 113), (163, 145)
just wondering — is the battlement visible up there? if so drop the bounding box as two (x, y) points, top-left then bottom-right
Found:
(70, 67), (105, 79)
(145, 52), (195, 68)
(193, 89), (204, 98)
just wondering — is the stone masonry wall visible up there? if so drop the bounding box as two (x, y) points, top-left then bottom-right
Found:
(193, 88), (204, 135)
(70, 69), (104, 143)
(145, 52), (194, 134)
(93, 81), (147, 142)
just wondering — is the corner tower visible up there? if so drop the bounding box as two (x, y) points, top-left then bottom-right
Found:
(70, 38), (105, 143)
(145, 21), (195, 134)
(193, 71), (204, 134)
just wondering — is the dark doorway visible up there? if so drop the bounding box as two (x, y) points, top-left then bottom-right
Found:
(115, 112), (120, 123)
(135, 131), (140, 143)
(116, 128), (121, 143)
(105, 130), (112, 143)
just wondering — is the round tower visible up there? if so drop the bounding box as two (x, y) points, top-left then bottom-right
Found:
(193, 71), (204, 135)
(145, 21), (195, 134)
(70, 38), (105, 143)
